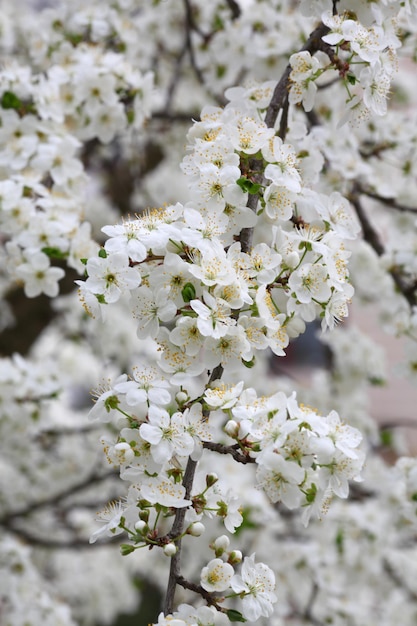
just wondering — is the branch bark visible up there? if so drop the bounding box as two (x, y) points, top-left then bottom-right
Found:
(349, 185), (417, 308)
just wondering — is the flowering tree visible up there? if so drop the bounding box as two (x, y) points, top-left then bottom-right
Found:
(1, 0), (417, 624)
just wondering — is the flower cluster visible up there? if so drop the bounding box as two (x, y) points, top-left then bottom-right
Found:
(2, 1), (417, 625)
(75, 62), (367, 624)
(0, 1), (153, 300)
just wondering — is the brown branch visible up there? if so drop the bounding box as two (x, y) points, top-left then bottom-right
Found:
(225, 0), (241, 19)
(264, 22), (330, 130)
(164, 457), (197, 615)
(152, 110), (200, 122)
(0, 468), (118, 525)
(164, 39), (189, 112)
(2, 523), (119, 550)
(183, 0), (207, 87)
(380, 419), (417, 430)
(164, 366), (225, 615)
(239, 22), (332, 253)
(239, 159), (264, 253)
(349, 185), (417, 307)
(203, 441), (255, 464)
(357, 186), (417, 214)
(384, 558), (417, 603)
(177, 576), (224, 609)
(349, 188), (385, 256)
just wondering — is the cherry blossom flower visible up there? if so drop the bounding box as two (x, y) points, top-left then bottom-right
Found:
(102, 221), (148, 263)
(139, 473), (192, 508)
(139, 405), (194, 464)
(15, 251), (65, 298)
(113, 364), (171, 407)
(200, 558), (234, 592)
(289, 50), (321, 112)
(231, 554), (277, 621)
(263, 137), (301, 192)
(288, 263), (332, 305)
(256, 451), (305, 508)
(89, 500), (125, 544)
(131, 286), (177, 339)
(84, 252), (141, 304)
(190, 292), (235, 339)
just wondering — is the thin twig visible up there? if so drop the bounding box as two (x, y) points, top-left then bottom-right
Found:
(164, 457), (198, 615)
(2, 523), (119, 549)
(183, 0), (207, 86)
(357, 186), (417, 214)
(0, 468), (117, 524)
(176, 575), (225, 609)
(264, 22), (330, 130)
(380, 419), (417, 430)
(163, 365), (224, 615)
(240, 22), (331, 252)
(164, 39), (189, 112)
(225, 0), (241, 19)
(203, 441), (255, 464)
(349, 185), (417, 307)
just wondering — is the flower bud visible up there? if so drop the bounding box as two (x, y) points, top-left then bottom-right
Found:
(213, 534), (230, 556)
(228, 550), (242, 564)
(188, 522), (205, 537)
(139, 509), (150, 522)
(120, 544), (135, 556)
(224, 420), (239, 438)
(175, 390), (189, 405)
(134, 520), (147, 534)
(163, 542), (177, 557)
(206, 473), (218, 488)
(286, 251), (300, 268)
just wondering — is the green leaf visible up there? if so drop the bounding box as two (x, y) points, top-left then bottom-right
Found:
(41, 247), (68, 260)
(236, 177), (261, 195)
(216, 65), (226, 79)
(369, 376), (385, 386)
(227, 609), (246, 622)
(181, 282), (196, 303)
(335, 528), (344, 555)
(346, 74), (356, 85)
(380, 430), (392, 447)
(236, 177), (249, 191)
(1, 91), (22, 110)
(305, 483), (317, 503)
(98, 248), (107, 258)
(242, 356), (256, 368)
(212, 14), (224, 31)
(234, 506), (258, 536)
(104, 394), (119, 412)
(120, 544), (135, 556)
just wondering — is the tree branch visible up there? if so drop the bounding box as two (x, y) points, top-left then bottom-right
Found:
(349, 185), (417, 307)
(225, 0), (241, 19)
(357, 186), (417, 214)
(0, 468), (118, 525)
(2, 522), (119, 549)
(264, 22), (330, 130)
(176, 575), (225, 610)
(183, 0), (207, 87)
(240, 22), (331, 252)
(203, 441), (255, 464)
